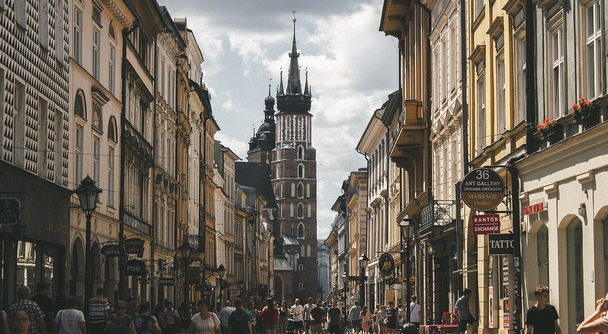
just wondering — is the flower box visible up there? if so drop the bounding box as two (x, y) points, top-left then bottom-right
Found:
(571, 98), (599, 128)
(538, 123), (563, 144)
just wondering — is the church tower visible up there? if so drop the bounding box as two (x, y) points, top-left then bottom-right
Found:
(272, 15), (318, 301)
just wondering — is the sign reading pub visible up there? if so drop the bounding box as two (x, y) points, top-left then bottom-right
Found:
(461, 168), (505, 211)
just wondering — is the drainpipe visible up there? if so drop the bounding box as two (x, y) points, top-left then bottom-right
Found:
(507, 156), (524, 334)
(150, 33), (158, 311)
(461, 0), (469, 174)
(119, 20), (139, 301)
(525, 0), (537, 154)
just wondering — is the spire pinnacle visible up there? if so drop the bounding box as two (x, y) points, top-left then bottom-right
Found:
(304, 67), (309, 95)
(286, 11), (301, 95)
(268, 78), (272, 96)
(278, 68), (284, 95)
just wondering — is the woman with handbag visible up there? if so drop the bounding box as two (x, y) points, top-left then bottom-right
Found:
(360, 307), (372, 334)
(106, 301), (137, 334)
(54, 296), (86, 334)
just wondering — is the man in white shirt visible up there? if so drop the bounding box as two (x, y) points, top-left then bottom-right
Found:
(409, 296), (421, 329)
(291, 299), (305, 334)
(303, 298), (315, 334)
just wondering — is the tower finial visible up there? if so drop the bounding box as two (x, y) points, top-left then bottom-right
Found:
(268, 78), (272, 96)
(287, 13), (301, 95)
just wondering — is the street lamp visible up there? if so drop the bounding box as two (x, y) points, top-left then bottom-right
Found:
(75, 176), (102, 323)
(358, 253), (369, 306)
(178, 239), (192, 304)
(238, 279), (244, 297)
(399, 215), (415, 324)
(218, 264), (225, 307)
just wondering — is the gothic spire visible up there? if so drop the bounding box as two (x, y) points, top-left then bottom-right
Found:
(286, 11), (302, 95)
(304, 67), (309, 95)
(278, 68), (285, 95)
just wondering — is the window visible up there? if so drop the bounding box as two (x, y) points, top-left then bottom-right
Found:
(514, 35), (526, 124)
(74, 91), (86, 119)
(38, 99), (48, 176)
(93, 136), (100, 190)
(296, 183), (303, 198)
(93, 28), (101, 80)
(297, 204), (303, 218)
(109, 43), (116, 94)
(73, 7), (82, 64)
(495, 34), (506, 135)
(298, 264), (303, 271)
(297, 146), (304, 159)
(299, 283), (304, 290)
(297, 223), (305, 239)
(14, 80), (26, 168)
(476, 62), (486, 153)
(475, 0), (484, 18)
(297, 116), (303, 140)
(298, 164), (304, 178)
(108, 116), (117, 143)
(584, 0), (603, 99)
(285, 117), (292, 141)
(40, 0), (49, 49)
(108, 146), (115, 207)
(74, 125), (83, 185)
(548, 21), (565, 120)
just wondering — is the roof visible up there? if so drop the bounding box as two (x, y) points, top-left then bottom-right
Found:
(283, 235), (299, 246)
(235, 162), (277, 209)
(274, 257), (293, 271)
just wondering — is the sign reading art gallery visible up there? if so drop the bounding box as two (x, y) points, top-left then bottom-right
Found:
(461, 168), (505, 211)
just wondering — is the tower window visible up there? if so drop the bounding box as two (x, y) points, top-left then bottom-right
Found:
(298, 146), (304, 159)
(297, 223), (305, 239)
(298, 164), (304, 178)
(297, 183), (304, 198)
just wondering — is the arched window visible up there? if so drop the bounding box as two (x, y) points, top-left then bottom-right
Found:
(297, 223), (305, 239)
(297, 203), (303, 218)
(297, 116), (303, 140)
(286, 117), (292, 141)
(109, 23), (115, 40)
(298, 146), (304, 159)
(298, 164), (304, 178)
(74, 90), (86, 120)
(108, 116), (118, 142)
(297, 183), (304, 198)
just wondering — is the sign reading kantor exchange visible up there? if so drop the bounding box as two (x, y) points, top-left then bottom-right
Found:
(461, 168), (505, 211)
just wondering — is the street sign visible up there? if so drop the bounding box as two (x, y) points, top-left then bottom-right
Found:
(124, 238), (145, 257)
(202, 290), (212, 296)
(461, 168), (505, 211)
(126, 259), (146, 276)
(379, 253), (395, 277)
(0, 198), (21, 225)
(385, 277), (403, 285)
(488, 234), (514, 255)
(100, 244), (123, 257)
(473, 214), (501, 234)
(159, 278), (175, 286)
(347, 276), (362, 282)
(387, 284), (402, 290)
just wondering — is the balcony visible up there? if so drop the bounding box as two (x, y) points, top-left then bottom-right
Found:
(389, 100), (426, 166)
(420, 199), (456, 237)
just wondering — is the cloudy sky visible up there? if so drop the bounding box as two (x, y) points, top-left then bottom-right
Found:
(161, 0), (398, 239)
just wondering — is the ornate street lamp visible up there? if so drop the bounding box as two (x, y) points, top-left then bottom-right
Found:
(399, 215), (415, 323)
(358, 253), (369, 306)
(178, 239), (192, 304)
(74, 176), (102, 323)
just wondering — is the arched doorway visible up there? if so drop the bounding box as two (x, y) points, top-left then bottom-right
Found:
(69, 237), (85, 296)
(565, 217), (583, 334)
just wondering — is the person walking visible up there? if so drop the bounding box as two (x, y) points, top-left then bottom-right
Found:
(187, 300), (221, 334)
(525, 286), (561, 334)
(454, 289), (478, 334)
(89, 288), (110, 334)
(54, 296), (86, 334)
(348, 301), (361, 334)
(278, 302), (289, 334)
(32, 282), (55, 334)
(260, 299), (279, 334)
(376, 306), (386, 334)
(218, 302), (236, 334)
(134, 302), (162, 334)
(408, 296), (421, 329)
(289, 300), (304, 334)
(326, 301), (340, 334)
(162, 302), (180, 334)
(106, 301), (136, 334)
(384, 303), (396, 334)
(13, 310), (33, 334)
(9, 286), (47, 334)
(179, 303), (192, 334)
(302, 299), (314, 334)
(577, 291), (608, 333)
(360, 307), (371, 334)
(308, 300), (324, 334)
(228, 299), (250, 334)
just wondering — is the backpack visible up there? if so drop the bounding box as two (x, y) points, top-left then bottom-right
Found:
(135, 315), (155, 334)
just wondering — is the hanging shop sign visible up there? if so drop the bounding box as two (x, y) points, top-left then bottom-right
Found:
(523, 202), (547, 215)
(158, 278), (176, 286)
(461, 168), (505, 211)
(126, 259), (146, 276)
(473, 214), (501, 234)
(379, 253), (395, 277)
(488, 234), (514, 255)
(100, 244), (123, 257)
(169, 265), (184, 279)
(124, 238), (145, 257)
